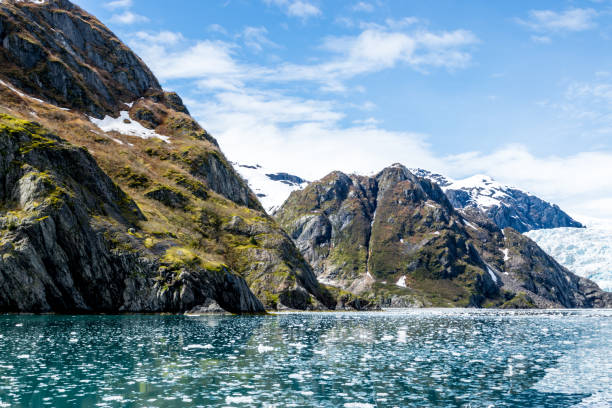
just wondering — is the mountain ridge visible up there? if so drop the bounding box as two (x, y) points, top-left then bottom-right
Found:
(275, 164), (611, 308)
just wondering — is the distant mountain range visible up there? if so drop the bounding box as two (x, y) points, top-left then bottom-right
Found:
(237, 164), (612, 294)
(410, 169), (583, 233)
(274, 164), (610, 308)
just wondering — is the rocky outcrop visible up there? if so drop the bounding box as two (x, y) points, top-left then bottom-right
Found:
(0, 0), (161, 117)
(277, 165), (611, 308)
(0, 114), (264, 313)
(412, 169), (583, 232)
(276, 164), (500, 307)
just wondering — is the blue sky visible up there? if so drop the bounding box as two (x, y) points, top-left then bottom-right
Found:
(74, 0), (612, 219)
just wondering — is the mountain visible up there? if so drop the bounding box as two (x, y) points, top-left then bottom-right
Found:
(525, 220), (612, 292)
(233, 163), (308, 214)
(0, 0), (364, 313)
(411, 169), (583, 233)
(275, 164), (612, 308)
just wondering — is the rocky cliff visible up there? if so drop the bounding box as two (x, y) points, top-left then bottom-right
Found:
(276, 164), (611, 308)
(0, 0), (355, 313)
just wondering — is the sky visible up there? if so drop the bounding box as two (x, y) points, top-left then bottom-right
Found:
(73, 0), (612, 221)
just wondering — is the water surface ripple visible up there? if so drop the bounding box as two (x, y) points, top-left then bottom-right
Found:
(0, 309), (610, 407)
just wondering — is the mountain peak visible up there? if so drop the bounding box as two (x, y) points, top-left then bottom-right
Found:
(0, 0), (161, 116)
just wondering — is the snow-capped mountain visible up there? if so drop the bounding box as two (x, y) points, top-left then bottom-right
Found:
(234, 163), (308, 214)
(525, 219), (612, 292)
(411, 169), (583, 233)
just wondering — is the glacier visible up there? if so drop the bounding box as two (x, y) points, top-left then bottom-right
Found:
(525, 219), (612, 292)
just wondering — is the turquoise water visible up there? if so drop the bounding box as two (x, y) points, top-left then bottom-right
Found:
(0, 309), (610, 407)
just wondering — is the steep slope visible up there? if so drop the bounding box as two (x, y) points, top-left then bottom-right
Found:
(276, 164), (611, 308)
(411, 169), (583, 232)
(0, 0), (346, 312)
(525, 221), (612, 292)
(234, 163), (308, 214)
(276, 164), (500, 307)
(0, 114), (263, 313)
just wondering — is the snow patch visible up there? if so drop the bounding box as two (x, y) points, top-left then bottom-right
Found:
(502, 248), (510, 262)
(396, 275), (407, 288)
(486, 265), (499, 284)
(463, 220), (479, 231)
(89, 111), (170, 143)
(233, 163), (308, 214)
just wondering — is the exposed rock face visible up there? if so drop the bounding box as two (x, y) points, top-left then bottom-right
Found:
(276, 165), (500, 307)
(0, 0), (358, 313)
(277, 165), (611, 308)
(411, 169), (583, 233)
(0, 0), (161, 117)
(0, 115), (264, 313)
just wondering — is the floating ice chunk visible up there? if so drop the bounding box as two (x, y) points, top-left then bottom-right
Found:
(183, 344), (213, 350)
(89, 111), (170, 143)
(257, 344), (274, 353)
(102, 396), (124, 402)
(16, 354), (29, 359)
(288, 373), (303, 380)
(288, 342), (306, 349)
(344, 403), (375, 408)
(225, 396), (254, 404)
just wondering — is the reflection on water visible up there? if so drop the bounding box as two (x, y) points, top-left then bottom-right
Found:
(0, 309), (609, 407)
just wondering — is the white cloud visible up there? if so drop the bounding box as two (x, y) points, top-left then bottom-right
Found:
(110, 11), (149, 24)
(105, 0), (132, 9)
(264, 0), (321, 18)
(353, 2), (374, 13)
(130, 34), (243, 81)
(208, 24), (228, 35)
(540, 77), (612, 134)
(242, 26), (279, 52)
(185, 89), (440, 181)
(531, 35), (552, 44)
(273, 28), (477, 90)
(517, 8), (598, 32)
(129, 26), (477, 93)
(288, 1), (321, 17)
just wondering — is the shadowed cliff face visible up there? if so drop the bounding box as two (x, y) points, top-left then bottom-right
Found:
(0, 0), (160, 118)
(0, 0), (360, 313)
(276, 165), (612, 309)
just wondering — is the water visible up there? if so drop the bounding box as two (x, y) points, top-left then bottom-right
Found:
(0, 309), (610, 407)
